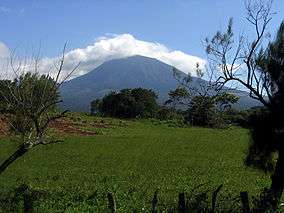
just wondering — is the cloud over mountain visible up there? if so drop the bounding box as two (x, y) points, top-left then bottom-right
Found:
(0, 34), (206, 79)
(64, 34), (206, 78)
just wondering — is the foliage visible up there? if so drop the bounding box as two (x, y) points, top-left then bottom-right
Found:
(220, 108), (251, 127)
(164, 87), (190, 108)
(0, 80), (14, 113)
(215, 93), (239, 111)
(244, 107), (276, 172)
(90, 99), (101, 116)
(90, 88), (159, 118)
(155, 106), (183, 121)
(166, 63), (239, 127)
(1, 73), (60, 136)
(243, 22), (284, 182)
(186, 95), (216, 126)
(166, 83), (239, 127)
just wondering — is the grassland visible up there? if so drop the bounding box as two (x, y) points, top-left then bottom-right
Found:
(0, 114), (272, 212)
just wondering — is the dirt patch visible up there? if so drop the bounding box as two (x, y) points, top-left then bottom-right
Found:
(49, 119), (97, 136)
(0, 115), (99, 136)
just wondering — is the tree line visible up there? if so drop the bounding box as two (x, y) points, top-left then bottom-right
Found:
(90, 64), (240, 128)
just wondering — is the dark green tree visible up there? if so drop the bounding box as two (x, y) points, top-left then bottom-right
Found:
(165, 87), (190, 108)
(92, 88), (158, 118)
(214, 93), (239, 111)
(0, 80), (14, 113)
(90, 99), (102, 115)
(188, 95), (216, 126)
(127, 88), (158, 117)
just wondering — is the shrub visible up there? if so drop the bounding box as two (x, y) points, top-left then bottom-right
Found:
(90, 88), (159, 118)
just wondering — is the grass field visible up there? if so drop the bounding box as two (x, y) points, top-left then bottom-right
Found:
(0, 114), (272, 212)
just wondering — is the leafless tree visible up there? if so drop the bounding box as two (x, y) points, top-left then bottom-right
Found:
(0, 44), (80, 175)
(205, 0), (274, 106)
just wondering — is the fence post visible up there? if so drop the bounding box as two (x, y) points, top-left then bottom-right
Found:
(152, 190), (158, 213)
(107, 192), (117, 213)
(23, 187), (33, 213)
(178, 192), (186, 213)
(240, 191), (250, 213)
(211, 184), (223, 213)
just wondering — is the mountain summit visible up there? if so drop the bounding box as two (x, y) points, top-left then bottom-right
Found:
(60, 55), (184, 111)
(60, 55), (260, 111)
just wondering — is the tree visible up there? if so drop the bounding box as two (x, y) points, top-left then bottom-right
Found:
(167, 64), (239, 127)
(0, 80), (14, 113)
(165, 87), (190, 109)
(0, 44), (80, 175)
(214, 92), (239, 111)
(90, 99), (102, 116)
(92, 88), (159, 118)
(188, 95), (216, 126)
(128, 88), (158, 117)
(205, 0), (284, 207)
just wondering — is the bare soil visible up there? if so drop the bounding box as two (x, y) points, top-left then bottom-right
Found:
(0, 116), (97, 136)
(49, 119), (97, 136)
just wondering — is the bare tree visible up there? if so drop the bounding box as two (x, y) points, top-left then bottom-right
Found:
(205, 0), (274, 105)
(206, 0), (284, 208)
(0, 44), (80, 175)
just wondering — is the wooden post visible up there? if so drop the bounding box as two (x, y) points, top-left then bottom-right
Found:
(178, 192), (186, 213)
(240, 191), (250, 213)
(152, 190), (158, 213)
(211, 184), (223, 213)
(23, 187), (33, 213)
(107, 192), (117, 213)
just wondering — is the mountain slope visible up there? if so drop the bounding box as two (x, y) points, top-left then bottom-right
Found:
(60, 55), (261, 111)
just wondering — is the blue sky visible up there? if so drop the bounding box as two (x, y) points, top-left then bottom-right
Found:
(0, 0), (283, 77)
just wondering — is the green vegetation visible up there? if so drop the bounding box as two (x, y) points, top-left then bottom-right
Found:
(91, 88), (158, 118)
(165, 64), (239, 128)
(0, 113), (272, 212)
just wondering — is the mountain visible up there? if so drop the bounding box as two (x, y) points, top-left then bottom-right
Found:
(60, 55), (261, 112)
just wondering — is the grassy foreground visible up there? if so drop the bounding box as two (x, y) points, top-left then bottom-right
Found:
(0, 114), (271, 212)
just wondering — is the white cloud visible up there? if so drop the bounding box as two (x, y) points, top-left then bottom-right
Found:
(0, 6), (25, 15)
(0, 42), (9, 58)
(0, 42), (10, 78)
(0, 34), (206, 80)
(63, 34), (206, 78)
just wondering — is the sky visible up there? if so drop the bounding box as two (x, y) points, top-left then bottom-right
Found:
(0, 0), (283, 78)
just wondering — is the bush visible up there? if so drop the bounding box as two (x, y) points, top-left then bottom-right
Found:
(156, 107), (182, 120)
(90, 88), (159, 119)
(183, 96), (216, 127)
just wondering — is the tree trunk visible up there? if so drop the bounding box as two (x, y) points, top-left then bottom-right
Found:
(269, 150), (284, 207)
(0, 143), (30, 175)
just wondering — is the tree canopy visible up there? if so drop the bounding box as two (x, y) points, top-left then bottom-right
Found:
(91, 88), (159, 118)
(166, 64), (239, 127)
